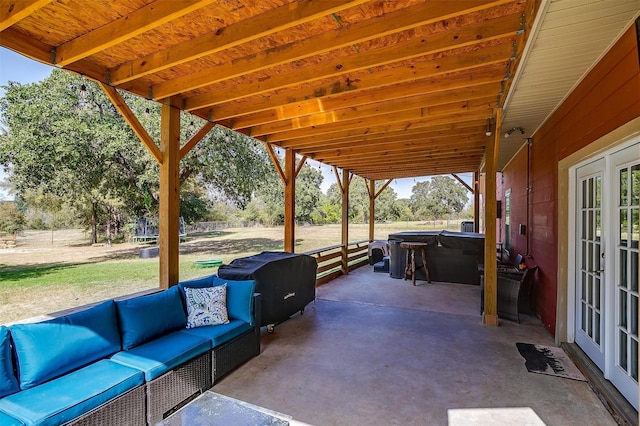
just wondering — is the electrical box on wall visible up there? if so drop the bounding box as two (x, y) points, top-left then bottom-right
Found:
(519, 224), (526, 235)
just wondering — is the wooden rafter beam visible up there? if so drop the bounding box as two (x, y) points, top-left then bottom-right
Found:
(265, 143), (286, 184)
(249, 83), (499, 137)
(277, 122), (486, 150)
(452, 173), (474, 193)
(294, 155), (308, 178)
(152, 0), (512, 99)
(98, 82), (162, 164)
(374, 179), (393, 199)
(55, 0), (217, 66)
(310, 138), (485, 161)
(326, 150), (486, 168)
(179, 121), (215, 161)
(110, 0), (367, 85)
(333, 166), (344, 194)
(201, 63), (506, 124)
(184, 15), (520, 110)
(0, 0), (53, 31)
(267, 109), (492, 144)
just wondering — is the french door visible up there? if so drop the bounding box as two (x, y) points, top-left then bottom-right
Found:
(575, 159), (605, 368)
(574, 142), (639, 410)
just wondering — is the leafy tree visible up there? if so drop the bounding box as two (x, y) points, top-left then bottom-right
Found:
(0, 201), (25, 234)
(410, 176), (468, 220)
(325, 176), (399, 223)
(0, 70), (276, 240)
(254, 160), (324, 224)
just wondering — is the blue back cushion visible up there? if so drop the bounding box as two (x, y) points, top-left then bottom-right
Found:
(115, 286), (186, 350)
(179, 276), (255, 324)
(0, 326), (19, 398)
(9, 300), (121, 390)
(212, 277), (255, 324)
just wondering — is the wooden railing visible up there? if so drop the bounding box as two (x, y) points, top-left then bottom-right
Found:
(304, 240), (370, 286)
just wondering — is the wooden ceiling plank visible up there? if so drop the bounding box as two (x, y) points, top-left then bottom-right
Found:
(249, 83), (499, 136)
(110, 0), (368, 85)
(266, 104), (493, 143)
(320, 148), (487, 166)
(55, 0), (218, 66)
(187, 41), (514, 112)
(0, 0), (53, 31)
(229, 65), (505, 129)
(151, 0), (513, 98)
(182, 13), (520, 109)
(307, 136), (485, 159)
(276, 118), (487, 149)
(292, 127), (486, 152)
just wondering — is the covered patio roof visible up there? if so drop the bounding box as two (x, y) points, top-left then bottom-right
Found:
(2, 0), (536, 179)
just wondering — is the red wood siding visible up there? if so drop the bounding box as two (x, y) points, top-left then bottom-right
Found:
(501, 27), (640, 336)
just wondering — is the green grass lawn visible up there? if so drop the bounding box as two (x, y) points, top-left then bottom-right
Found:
(0, 220), (467, 323)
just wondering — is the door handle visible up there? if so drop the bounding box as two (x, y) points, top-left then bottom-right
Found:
(589, 269), (605, 274)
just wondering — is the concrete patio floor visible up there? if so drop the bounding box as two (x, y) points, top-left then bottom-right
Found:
(211, 266), (617, 425)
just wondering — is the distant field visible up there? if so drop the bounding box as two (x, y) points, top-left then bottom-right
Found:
(0, 220), (465, 323)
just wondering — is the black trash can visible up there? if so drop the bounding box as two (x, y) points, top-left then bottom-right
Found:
(388, 240), (404, 278)
(218, 252), (317, 330)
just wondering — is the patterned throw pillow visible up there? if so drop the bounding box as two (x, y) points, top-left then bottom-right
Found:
(184, 285), (229, 328)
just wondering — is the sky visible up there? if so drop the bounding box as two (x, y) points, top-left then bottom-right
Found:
(0, 47), (472, 201)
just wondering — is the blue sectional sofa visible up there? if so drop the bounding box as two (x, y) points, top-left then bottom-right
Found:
(0, 275), (261, 426)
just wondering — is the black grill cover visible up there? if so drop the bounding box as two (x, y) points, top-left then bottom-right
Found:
(218, 251), (317, 327)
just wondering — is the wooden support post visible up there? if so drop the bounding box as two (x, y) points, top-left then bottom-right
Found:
(368, 179), (375, 241)
(474, 171), (480, 232)
(284, 149), (296, 253)
(159, 98), (181, 290)
(341, 169), (349, 275)
(483, 108), (501, 326)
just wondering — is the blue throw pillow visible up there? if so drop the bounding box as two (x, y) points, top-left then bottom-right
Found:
(212, 277), (255, 324)
(115, 286), (187, 350)
(0, 326), (19, 398)
(10, 300), (121, 390)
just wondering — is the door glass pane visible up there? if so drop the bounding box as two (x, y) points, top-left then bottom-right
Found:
(582, 272), (587, 301)
(582, 179), (587, 209)
(620, 249), (628, 288)
(595, 176), (601, 208)
(595, 278), (601, 310)
(631, 295), (638, 336)
(632, 208), (639, 249)
(596, 211), (601, 239)
(588, 274), (593, 305)
(632, 252), (638, 293)
(620, 330), (628, 371)
(631, 339), (638, 381)
(588, 210), (594, 240)
(620, 210), (628, 247)
(589, 178), (594, 208)
(632, 164), (639, 205)
(582, 211), (587, 239)
(620, 290), (628, 329)
(620, 168), (628, 205)
(588, 307), (593, 335)
(595, 311), (601, 344)
(582, 303), (587, 332)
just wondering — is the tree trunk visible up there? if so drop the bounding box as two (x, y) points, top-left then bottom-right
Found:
(91, 202), (98, 244)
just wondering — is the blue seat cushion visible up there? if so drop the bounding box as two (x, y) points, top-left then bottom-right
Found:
(110, 331), (209, 381)
(180, 319), (253, 347)
(9, 301), (121, 390)
(0, 360), (144, 426)
(115, 286), (187, 350)
(179, 277), (255, 324)
(0, 326), (19, 398)
(0, 410), (24, 426)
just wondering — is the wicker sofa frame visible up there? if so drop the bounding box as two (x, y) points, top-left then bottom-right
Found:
(0, 292), (261, 426)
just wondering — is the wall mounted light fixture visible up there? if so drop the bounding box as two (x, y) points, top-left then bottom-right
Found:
(504, 127), (525, 138)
